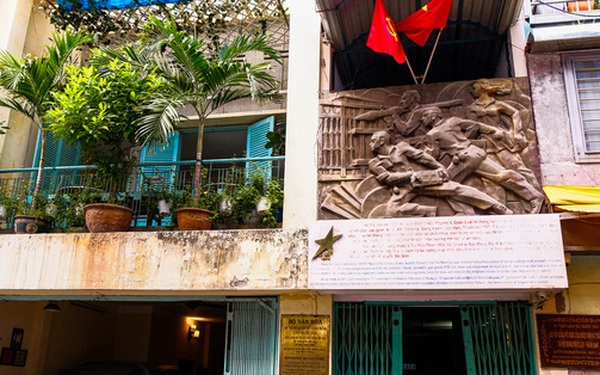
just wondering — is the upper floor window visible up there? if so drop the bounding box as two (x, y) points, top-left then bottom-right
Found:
(563, 52), (600, 163)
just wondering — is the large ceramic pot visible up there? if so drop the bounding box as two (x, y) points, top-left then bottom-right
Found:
(567, 1), (594, 11)
(175, 207), (214, 230)
(14, 215), (51, 234)
(84, 203), (134, 233)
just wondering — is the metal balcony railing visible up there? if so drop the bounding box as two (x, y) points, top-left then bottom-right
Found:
(0, 156), (284, 231)
(527, 0), (600, 23)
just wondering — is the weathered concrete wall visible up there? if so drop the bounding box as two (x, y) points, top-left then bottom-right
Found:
(528, 53), (600, 185)
(0, 229), (308, 294)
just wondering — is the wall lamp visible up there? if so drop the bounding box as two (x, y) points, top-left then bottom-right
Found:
(43, 301), (61, 312)
(188, 324), (200, 340)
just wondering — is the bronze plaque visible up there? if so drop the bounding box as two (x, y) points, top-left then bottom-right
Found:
(280, 315), (330, 375)
(537, 314), (600, 369)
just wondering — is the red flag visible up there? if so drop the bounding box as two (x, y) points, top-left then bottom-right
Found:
(396, 0), (453, 46)
(366, 0), (406, 64)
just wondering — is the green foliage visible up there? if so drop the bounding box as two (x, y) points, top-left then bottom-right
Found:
(265, 119), (286, 156)
(171, 169), (221, 214)
(232, 167), (283, 227)
(0, 184), (18, 223)
(47, 52), (164, 194)
(103, 15), (282, 205)
(0, 30), (91, 209)
(262, 177), (284, 227)
(12, 181), (54, 223)
(51, 188), (98, 230)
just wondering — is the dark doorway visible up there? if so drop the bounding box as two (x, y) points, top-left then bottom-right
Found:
(402, 307), (467, 375)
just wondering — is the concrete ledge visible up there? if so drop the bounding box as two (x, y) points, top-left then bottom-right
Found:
(0, 228), (308, 294)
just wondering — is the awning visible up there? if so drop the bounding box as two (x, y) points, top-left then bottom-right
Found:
(543, 185), (600, 252)
(543, 185), (600, 213)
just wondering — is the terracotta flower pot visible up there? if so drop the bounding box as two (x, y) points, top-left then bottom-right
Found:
(84, 203), (134, 233)
(568, 1), (594, 11)
(14, 215), (51, 234)
(175, 207), (214, 230)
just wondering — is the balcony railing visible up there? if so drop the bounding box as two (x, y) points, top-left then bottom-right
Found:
(527, 0), (600, 23)
(0, 156), (284, 231)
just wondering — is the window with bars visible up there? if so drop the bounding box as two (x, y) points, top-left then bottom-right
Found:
(563, 52), (600, 162)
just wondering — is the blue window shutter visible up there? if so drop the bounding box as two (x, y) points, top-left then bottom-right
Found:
(246, 116), (274, 179)
(140, 132), (180, 187)
(32, 131), (82, 192)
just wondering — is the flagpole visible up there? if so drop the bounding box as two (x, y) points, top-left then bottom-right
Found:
(405, 56), (419, 85)
(421, 28), (443, 85)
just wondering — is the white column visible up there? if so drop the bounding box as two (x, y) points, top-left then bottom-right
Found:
(0, 0), (34, 165)
(282, 0), (321, 228)
(0, 0), (33, 52)
(509, 6), (528, 77)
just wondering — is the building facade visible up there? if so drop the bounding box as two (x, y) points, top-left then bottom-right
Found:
(0, 0), (598, 374)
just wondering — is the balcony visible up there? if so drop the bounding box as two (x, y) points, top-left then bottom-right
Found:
(526, 0), (600, 52)
(0, 156), (285, 233)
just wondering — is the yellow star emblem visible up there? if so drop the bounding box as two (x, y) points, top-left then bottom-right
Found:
(312, 226), (342, 261)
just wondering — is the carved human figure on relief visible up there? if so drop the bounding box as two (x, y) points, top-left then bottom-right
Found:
(421, 107), (545, 214)
(367, 130), (513, 217)
(355, 90), (462, 144)
(465, 79), (539, 188)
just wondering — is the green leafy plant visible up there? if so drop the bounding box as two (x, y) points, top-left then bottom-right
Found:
(232, 167), (283, 227)
(0, 30), (91, 211)
(13, 181), (54, 224)
(265, 119), (286, 156)
(50, 186), (104, 231)
(171, 169), (221, 218)
(99, 15), (281, 208)
(262, 177), (284, 227)
(0, 183), (18, 224)
(47, 51), (164, 200)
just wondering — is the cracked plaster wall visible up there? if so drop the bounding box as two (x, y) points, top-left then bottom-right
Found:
(528, 53), (600, 185)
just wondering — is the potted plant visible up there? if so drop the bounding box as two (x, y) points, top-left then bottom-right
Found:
(261, 177), (284, 228)
(46, 51), (163, 232)
(171, 169), (221, 230)
(102, 16), (281, 213)
(0, 30), (91, 231)
(232, 168), (283, 228)
(0, 184), (18, 230)
(12, 183), (55, 234)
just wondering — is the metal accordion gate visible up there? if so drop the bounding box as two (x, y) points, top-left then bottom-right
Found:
(333, 302), (536, 375)
(223, 298), (279, 375)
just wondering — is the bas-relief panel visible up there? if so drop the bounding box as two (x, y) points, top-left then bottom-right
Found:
(318, 78), (546, 220)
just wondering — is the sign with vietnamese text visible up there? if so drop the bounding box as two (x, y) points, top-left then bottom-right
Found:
(309, 215), (567, 290)
(537, 314), (600, 369)
(280, 315), (329, 375)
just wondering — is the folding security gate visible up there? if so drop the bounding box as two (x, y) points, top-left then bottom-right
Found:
(461, 303), (536, 375)
(333, 302), (536, 375)
(223, 299), (279, 375)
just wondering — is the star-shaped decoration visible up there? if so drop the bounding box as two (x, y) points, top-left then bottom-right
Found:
(312, 226), (342, 261)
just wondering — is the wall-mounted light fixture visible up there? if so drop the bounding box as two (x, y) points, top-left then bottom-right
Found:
(43, 301), (61, 312)
(188, 324), (200, 340)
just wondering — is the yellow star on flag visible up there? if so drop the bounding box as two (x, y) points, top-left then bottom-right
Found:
(312, 226), (342, 260)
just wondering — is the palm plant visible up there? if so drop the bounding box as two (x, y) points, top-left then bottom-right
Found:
(0, 30), (91, 210)
(108, 16), (282, 205)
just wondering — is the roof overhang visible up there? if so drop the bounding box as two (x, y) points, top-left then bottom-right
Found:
(315, 0), (525, 90)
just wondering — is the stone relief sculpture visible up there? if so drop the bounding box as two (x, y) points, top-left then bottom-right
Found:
(318, 78), (546, 220)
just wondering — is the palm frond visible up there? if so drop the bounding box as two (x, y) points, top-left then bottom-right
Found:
(219, 34), (282, 64)
(136, 95), (185, 147)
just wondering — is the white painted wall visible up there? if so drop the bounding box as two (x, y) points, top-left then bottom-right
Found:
(282, 0), (321, 229)
(0, 0), (34, 166)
